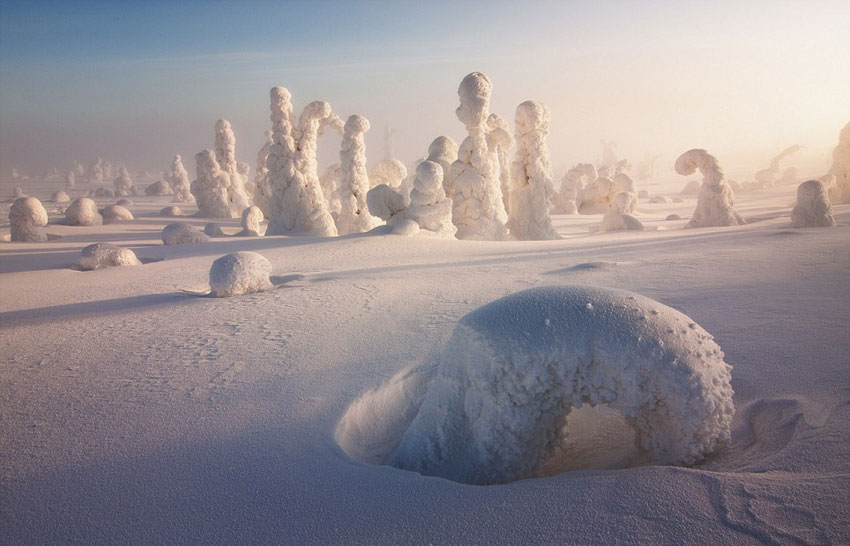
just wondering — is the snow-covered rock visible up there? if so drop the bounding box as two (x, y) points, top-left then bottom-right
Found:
(100, 204), (134, 224)
(675, 149), (744, 228)
(65, 197), (103, 226)
(392, 286), (734, 485)
(161, 222), (210, 245)
(209, 251), (274, 297)
(77, 243), (141, 270)
(791, 180), (835, 228)
(9, 197), (48, 242)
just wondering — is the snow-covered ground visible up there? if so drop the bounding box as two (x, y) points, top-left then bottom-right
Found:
(1, 175), (848, 545)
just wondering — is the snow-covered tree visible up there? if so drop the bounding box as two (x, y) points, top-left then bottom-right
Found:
(675, 149), (744, 228)
(487, 113), (513, 214)
(398, 160), (456, 238)
(507, 100), (558, 240)
(600, 192), (643, 232)
(213, 119), (252, 211)
(369, 159), (407, 189)
(336, 115), (380, 235)
(824, 121), (850, 204)
(113, 167), (134, 196)
(553, 163), (595, 214)
(791, 180), (835, 228)
(166, 155), (193, 203)
(191, 150), (234, 218)
(65, 170), (76, 189)
(426, 136), (458, 198)
(65, 197), (102, 226)
(252, 130), (274, 215)
(87, 157), (104, 184)
(237, 206), (265, 236)
(754, 145), (802, 189)
(449, 72), (509, 240)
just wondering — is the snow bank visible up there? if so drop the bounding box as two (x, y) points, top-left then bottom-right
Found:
(161, 222), (210, 245)
(77, 243), (141, 270)
(507, 100), (558, 240)
(100, 204), (134, 224)
(449, 72), (509, 240)
(113, 167), (134, 197)
(393, 161), (456, 238)
(145, 180), (172, 196)
(336, 115), (380, 235)
(675, 149), (744, 228)
(825, 121), (850, 204)
(600, 192), (644, 232)
(51, 190), (70, 204)
(9, 197), (48, 242)
(391, 286), (734, 485)
(65, 197), (103, 226)
(426, 136), (459, 198)
(166, 155), (193, 203)
(236, 206), (264, 237)
(209, 251), (273, 297)
(791, 180), (835, 228)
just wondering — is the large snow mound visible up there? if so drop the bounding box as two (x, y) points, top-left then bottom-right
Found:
(208, 251), (274, 297)
(390, 286), (734, 485)
(77, 243), (141, 270)
(65, 197), (103, 226)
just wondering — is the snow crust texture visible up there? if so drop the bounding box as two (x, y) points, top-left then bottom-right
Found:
(65, 197), (103, 226)
(76, 243), (141, 270)
(208, 251), (274, 297)
(791, 180), (835, 228)
(392, 286), (734, 485)
(161, 222), (210, 245)
(9, 197), (48, 242)
(675, 149), (745, 228)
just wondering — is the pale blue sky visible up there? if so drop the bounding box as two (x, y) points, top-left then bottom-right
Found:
(1, 0), (848, 178)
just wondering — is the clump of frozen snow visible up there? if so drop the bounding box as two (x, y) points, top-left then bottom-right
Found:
(9, 197), (48, 242)
(449, 72), (509, 240)
(754, 145), (802, 189)
(236, 206), (264, 236)
(507, 100), (559, 240)
(554, 164), (596, 214)
(65, 197), (103, 226)
(65, 170), (76, 189)
(113, 167), (134, 197)
(336, 115), (380, 235)
(791, 180), (835, 228)
(612, 172), (637, 201)
(824, 121), (850, 204)
(369, 159), (408, 189)
(100, 204), (134, 224)
(675, 149), (744, 228)
(426, 136), (459, 198)
(77, 243), (141, 270)
(145, 180), (172, 196)
(391, 286), (734, 485)
(209, 251), (274, 297)
(577, 175), (613, 214)
(166, 155), (193, 203)
(161, 222), (210, 245)
(51, 190), (70, 204)
(391, 161), (456, 238)
(160, 205), (183, 217)
(204, 222), (225, 237)
(600, 192), (644, 232)
(265, 87), (338, 237)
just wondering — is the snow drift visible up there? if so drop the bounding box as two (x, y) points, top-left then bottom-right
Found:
(209, 251), (273, 297)
(390, 286), (734, 485)
(77, 243), (141, 270)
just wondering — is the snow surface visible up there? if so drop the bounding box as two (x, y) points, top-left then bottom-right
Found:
(1, 169), (848, 545)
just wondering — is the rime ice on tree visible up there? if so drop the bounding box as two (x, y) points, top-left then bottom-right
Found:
(336, 115), (380, 235)
(507, 100), (559, 240)
(676, 149), (744, 228)
(791, 180), (835, 228)
(486, 113), (513, 215)
(449, 72), (509, 240)
(426, 136), (459, 199)
(214, 119), (252, 213)
(252, 130), (274, 216)
(824, 121), (850, 204)
(166, 155), (193, 203)
(554, 164), (596, 214)
(396, 161), (456, 238)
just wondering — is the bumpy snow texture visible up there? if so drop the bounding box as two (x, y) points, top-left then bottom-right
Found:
(65, 197), (103, 226)
(392, 286), (734, 485)
(675, 149), (744, 228)
(209, 251), (274, 297)
(161, 222), (210, 245)
(77, 243), (141, 270)
(9, 197), (48, 242)
(791, 180), (835, 228)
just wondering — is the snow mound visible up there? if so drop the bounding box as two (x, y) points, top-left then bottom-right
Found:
(93, 187), (115, 198)
(51, 191), (70, 204)
(9, 197), (48, 242)
(791, 180), (835, 228)
(648, 195), (672, 204)
(77, 243), (141, 270)
(161, 222), (210, 245)
(145, 180), (172, 196)
(236, 206), (264, 236)
(208, 251), (274, 297)
(390, 286), (734, 485)
(203, 222), (225, 237)
(100, 204), (134, 224)
(65, 198), (103, 226)
(160, 205), (183, 217)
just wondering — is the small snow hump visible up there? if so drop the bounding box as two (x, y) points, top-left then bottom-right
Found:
(77, 243), (141, 270)
(209, 251), (273, 297)
(391, 285), (734, 485)
(161, 222), (210, 245)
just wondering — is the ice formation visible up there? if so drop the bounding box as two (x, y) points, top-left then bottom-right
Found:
(161, 222), (210, 245)
(487, 113), (513, 214)
(51, 190), (70, 204)
(449, 72), (509, 240)
(252, 131), (274, 215)
(391, 161), (456, 238)
(209, 251), (274, 297)
(265, 87), (338, 237)
(100, 204), (134, 224)
(675, 149), (744, 228)
(369, 159), (408, 189)
(506, 100), (558, 240)
(87, 158), (104, 184)
(9, 197), (48, 242)
(336, 115), (380, 235)
(600, 192), (644, 232)
(145, 180), (172, 196)
(754, 145), (802, 189)
(426, 136), (459, 198)
(160, 205), (183, 217)
(65, 170), (76, 189)
(204, 222), (225, 237)
(554, 164), (596, 214)
(825, 121), (850, 204)
(236, 206), (264, 236)
(113, 167), (134, 197)
(791, 180), (835, 228)
(392, 286), (734, 485)
(77, 243), (141, 270)
(166, 155), (193, 203)
(65, 197), (103, 226)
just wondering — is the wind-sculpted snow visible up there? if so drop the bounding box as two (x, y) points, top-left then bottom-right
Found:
(336, 115), (379, 235)
(391, 286), (734, 485)
(209, 251), (273, 297)
(675, 149), (744, 228)
(76, 243), (141, 270)
(791, 180), (835, 228)
(507, 100), (558, 240)
(9, 197), (48, 242)
(65, 197), (103, 226)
